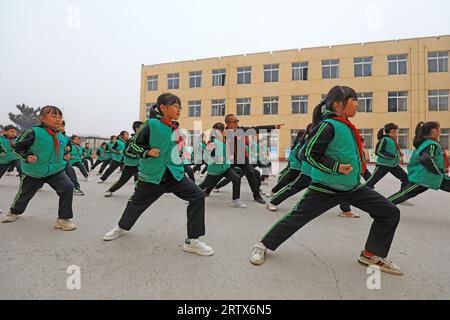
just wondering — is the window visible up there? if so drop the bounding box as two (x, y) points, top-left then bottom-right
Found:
(263, 97), (278, 115)
(189, 71), (202, 88)
(264, 64), (279, 82)
(291, 95), (308, 114)
(354, 57), (372, 77)
(236, 98), (251, 116)
(167, 73), (179, 89)
(428, 90), (449, 111)
(397, 129), (409, 149)
(211, 99), (225, 116)
(291, 129), (300, 147)
(145, 103), (155, 118)
(428, 51), (448, 73)
(292, 62), (308, 81)
(146, 75), (158, 91)
(322, 59), (339, 79)
(237, 66), (251, 84)
(440, 128), (449, 150)
(388, 91), (408, 112)
(212, 69), (226, 86)
(357, 93), (373, 113)
(358, 129), (373, 149)
(388, 54), (407, 75)
(188, 100), (201, 117)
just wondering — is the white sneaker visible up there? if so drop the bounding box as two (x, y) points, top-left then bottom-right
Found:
(96, 172), (102, 176)
(182, 238), (214, 256)
(265, 191), (274, 198)
(231, 199), (247, 208)
(266, 203), (278, 212)
(249, 243), (267, 265)
(213, 188), (220, 193)
(103, 225), (126, 241)
(97, 179), (105, 184)
(2, 212), (18, 223)
(399, 201), (414, 206)
(104, 191), (113, 197)
(55, 219), (77, 231)
(73, 188), (85, 196)
(85, 177), (92, 182)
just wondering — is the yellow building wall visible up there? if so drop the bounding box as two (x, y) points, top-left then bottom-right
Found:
(140, 36), (450, 159)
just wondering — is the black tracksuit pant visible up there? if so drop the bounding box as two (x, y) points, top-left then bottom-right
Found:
(1, 160), (23, 179)
(108, 165), (139, 193)
(83, 156), (93, 171)
(10, 170), (74, 219)
(118, 176), (206, 239)
(100, 160), (122, 181)
(184, 164), (195, 183)
(271, 168), (301, 194)
(340, 169), (373, 212)
(262, 185), (400, 258)
(91, 159), (103, 170)
(99, 159), (112, 174)
(72, 161), (89, 178)
(270, 173), (312, 206)
(213, 164), (261, 197)
(388, 180), (450, 205)
(65, 163), (80, 189)
(199, 168), (242, 200)
(365, 165), (409, 190)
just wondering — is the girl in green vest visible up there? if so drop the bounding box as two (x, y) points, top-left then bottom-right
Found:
(82, 142), (93, 172)
(198, 122), (247, 208)
(2, 106), (76, 231)
(0, 125), (22, 180)
(250, 86), (402, 275)
(98, 135), (116, 175)
(98, 131), (129, 183)
(388, 121), (449, 204)
(105, 121), (143, 197)
(365, 123), (409, 191)
(103, 93), (214, 256)
(91, 142), (107, 170)
(69, 135), (91, 182)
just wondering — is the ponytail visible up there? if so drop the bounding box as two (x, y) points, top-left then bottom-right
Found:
(413, 121), (440, 148)
(312, 99), (328, 127)
(377, 128), (385, 140)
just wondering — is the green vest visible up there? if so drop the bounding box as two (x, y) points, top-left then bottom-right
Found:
(104, 142), (114, 159)
(21, 126), (68, 178)
(376, 136), (400, 167)
(138, 118), (185, 184)
(288, 143), (302, 171)
(311, 119), (362, 191)
(112, 138), (126, 162)
(85, 148), (92, 157)
(0, 135), (18, 164)
(97, 147), (105, 161)
(249, 140), (258, 163)
(408, 139), (447, 190)
(207, 138), (231, 175)
(69, 145), (83, 165)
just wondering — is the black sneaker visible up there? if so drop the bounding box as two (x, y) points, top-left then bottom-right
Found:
(253, 195), (266, 204)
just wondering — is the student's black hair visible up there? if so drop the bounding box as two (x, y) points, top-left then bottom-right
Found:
(298, 123), (313, 147)
(292, 129), (306, 148)
(312, 86), (358, 126)
(110, 135), (116, 140)
(3, 125), (17, 131)
(132, 121), (143, 132)
(118, 131), (128, 138)
(40, 106), (63, 117)
(413, 121), (440, 148)
(377, 123), (399, 140)
(85, 142), (90, 145)
(70, 135), (79, 141)
(62, 120), (66, 126)
(149, 93), (181, 118)
(101, 142), (107, 147)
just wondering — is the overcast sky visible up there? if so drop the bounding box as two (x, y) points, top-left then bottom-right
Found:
(1, 0), (449, 136)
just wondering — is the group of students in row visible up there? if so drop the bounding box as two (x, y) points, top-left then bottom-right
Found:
(1, 87), (448, 276)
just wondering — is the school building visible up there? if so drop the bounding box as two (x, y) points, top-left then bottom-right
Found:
(140, 35), (450, 160)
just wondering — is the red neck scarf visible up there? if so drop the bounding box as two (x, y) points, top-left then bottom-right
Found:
(159, 118), (184, 152)
(333, 117), (367, 174)
(433, 139), (449, 173)
(9, 138), (14, 146)
(44, 128), (60, 159)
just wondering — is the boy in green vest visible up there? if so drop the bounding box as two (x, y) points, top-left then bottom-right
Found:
(198, 122), (247, 208)
(0, 125), (23, 180)
(103, 93), (213, 256)
(69, 135), (92, 182)
(82, 142), (93, 172)
(105, 122), (143, 197)
(388, 121), (449, 204)
(91, 142), (107, 170)
(2, 106), (76, 231)
(98, 131), (128, 183)
(98, 135), (116, 175)
(250, 86), (402, 276)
